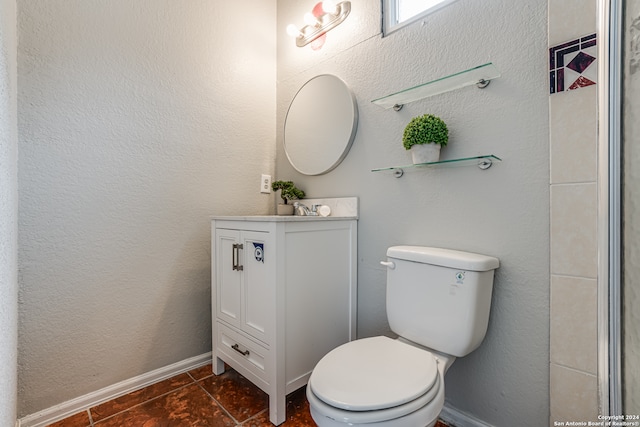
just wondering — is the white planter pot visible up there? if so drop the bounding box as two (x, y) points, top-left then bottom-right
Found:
(277, 204), (295, 215)
(410, 143), (441, 164)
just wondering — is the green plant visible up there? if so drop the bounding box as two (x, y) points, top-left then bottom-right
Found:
(271, 180), (305, 204)
(402, 114), (449, 150)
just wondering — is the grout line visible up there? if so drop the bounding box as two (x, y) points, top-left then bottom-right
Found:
(550, 361), (598, 377)
(550, 181), (598, 187)
(240, 408), (269, 426)
(551, 272), (597, 281)
(87, 409), (94, 427)
(90, 381), (196, 425)
(186, 371), (214, 383)
(194, 379), (242, 426)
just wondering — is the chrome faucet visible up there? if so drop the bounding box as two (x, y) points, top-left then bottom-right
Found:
(293, 202), (320, 216)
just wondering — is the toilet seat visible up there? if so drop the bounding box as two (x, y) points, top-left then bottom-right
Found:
(307, 374), (441, 425)
(308, 336), (440, 423)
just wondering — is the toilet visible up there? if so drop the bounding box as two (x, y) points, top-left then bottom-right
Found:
(306, 246), (499, 427)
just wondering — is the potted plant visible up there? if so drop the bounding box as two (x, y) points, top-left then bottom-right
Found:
(272, 180), (305, 215)
(402, 114), (449, 164)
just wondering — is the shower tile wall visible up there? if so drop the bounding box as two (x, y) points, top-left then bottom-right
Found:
(623, 0), (640, 413)
(548, 0), (599, 423)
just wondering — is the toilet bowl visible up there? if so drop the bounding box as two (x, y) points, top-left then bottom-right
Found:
(306, 246), (499, 427)
(306, 336), (452, 427)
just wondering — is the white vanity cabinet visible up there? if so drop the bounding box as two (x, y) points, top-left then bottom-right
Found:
(211, 216), (357, 425)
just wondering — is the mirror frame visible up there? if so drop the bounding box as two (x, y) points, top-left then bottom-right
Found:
(283, 74), (359, 176)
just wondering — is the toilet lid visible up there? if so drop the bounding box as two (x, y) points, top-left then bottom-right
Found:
(309, 336), (439, 411)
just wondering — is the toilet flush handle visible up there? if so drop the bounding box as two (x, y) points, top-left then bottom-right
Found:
(380, 261), (396, 269)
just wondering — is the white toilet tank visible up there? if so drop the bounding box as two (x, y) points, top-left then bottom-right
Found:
(385, 246), (499, 357)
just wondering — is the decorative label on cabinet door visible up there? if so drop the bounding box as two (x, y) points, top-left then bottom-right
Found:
(253, 243), (264, 263)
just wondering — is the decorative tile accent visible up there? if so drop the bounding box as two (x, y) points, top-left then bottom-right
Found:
(549, 34), (597, 94)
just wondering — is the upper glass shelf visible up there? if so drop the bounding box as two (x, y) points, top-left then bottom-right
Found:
(371, 63), (501, 110)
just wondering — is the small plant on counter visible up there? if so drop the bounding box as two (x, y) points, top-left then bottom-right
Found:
(272, 180), (305, 205)
(402, 114), (449, 149)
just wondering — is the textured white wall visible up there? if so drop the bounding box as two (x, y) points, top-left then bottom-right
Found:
(0, 0), (18, 425)
(17, 0), (276, 416)
(277, 0), (549, 425)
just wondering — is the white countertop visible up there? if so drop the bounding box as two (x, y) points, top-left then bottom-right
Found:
(211, 197), (359, 221)
(211, 215), (357, 222)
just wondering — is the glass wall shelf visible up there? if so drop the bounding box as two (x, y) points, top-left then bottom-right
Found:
(372, 154), (501, 177)
(371, 63), (501, 110)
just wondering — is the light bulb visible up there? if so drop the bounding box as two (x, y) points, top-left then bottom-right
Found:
(286, 24), (301, 37)
(304, 12), (320, 26)
(322, 0), (337, 14)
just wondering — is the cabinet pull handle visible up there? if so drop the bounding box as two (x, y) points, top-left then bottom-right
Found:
(231, 343), (250, 356)
(232, 244), (244, 271)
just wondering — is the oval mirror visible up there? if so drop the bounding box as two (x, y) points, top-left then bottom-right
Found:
(284, 74), (358, 175)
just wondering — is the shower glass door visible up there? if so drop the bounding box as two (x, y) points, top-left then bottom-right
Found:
(622, 0), (640, 413)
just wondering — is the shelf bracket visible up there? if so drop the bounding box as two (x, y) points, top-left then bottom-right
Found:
(478, 158), (493, 170)
(393, 169), (404, 178)
(476, 79), (491, 89)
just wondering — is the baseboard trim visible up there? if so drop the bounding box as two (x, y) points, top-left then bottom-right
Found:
(18, 352), (212, 427)
(441, 403), (494, 427)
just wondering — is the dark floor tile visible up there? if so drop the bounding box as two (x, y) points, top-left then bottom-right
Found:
(46, 410), (91, 427)
(241, 387), (315, 427)
(241, 386), (448, 426)
(94, 383), (234, 427)
(198, 369), (268, 423)
(281, 386), (315, 426)
(188, 363), (215, 381)
(90, 373), (194, 422)
(49, 366), (451, 427)
(240, 411), (275, 427)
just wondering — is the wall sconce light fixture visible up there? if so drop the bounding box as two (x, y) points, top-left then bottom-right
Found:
(286, 1), (351, 48)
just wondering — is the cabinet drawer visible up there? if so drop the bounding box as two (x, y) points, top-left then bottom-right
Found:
(216, 322), (269, 384)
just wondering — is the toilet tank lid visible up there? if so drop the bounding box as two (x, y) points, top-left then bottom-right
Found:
(387, 246), (499, 271)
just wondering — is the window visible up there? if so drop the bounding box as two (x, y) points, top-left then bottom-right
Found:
(383, 0), (460, 35)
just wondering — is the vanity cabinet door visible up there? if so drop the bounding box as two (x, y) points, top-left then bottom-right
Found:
(214, 228), (272, 345)
(215, 229), (242, 329)
(239, 230), (272, 344)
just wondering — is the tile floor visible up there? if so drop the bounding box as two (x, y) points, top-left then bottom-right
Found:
(47, 363), (451, 427)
